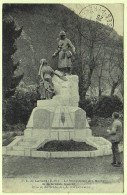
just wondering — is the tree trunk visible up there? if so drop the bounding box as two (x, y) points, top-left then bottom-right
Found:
(99, 89), (102, 97)
(120, 78), (124, 98)
(98, 77), (102, 97)
(80, 67), (93, 100)
(110, 82), (118, 96)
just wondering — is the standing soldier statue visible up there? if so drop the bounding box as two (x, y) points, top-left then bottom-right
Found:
(52, 31), (76, 75)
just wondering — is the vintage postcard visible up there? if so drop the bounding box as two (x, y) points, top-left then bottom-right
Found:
(1, 1), (125, 193)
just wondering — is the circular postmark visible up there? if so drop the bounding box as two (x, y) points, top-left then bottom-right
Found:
(78, 4), (114, 41)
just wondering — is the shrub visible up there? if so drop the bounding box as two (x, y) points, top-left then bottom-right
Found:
(3, 123), (26, 132)
(93, 95), (123, 118)
(89, 116), (98, 127)
(3, 84), (40, 128)
(79, 95), (123, 118)
(79, 97), (98, 117)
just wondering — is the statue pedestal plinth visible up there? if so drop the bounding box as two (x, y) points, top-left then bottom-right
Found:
(24, 101), (92, 141)
(4, 75), (112, 157)
(24, 75), (91, 141)
(52, 75), (79, 107)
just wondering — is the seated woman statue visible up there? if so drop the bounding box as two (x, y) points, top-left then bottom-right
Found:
(38, 59), (55, 100)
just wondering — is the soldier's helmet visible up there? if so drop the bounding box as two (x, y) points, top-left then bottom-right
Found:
(59, 31), (66, 37)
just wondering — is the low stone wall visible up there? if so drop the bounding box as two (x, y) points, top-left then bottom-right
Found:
(3, 144), (123, 158)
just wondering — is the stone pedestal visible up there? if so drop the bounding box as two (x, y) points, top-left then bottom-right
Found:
(52, 74), (79, 107)
(25, 103), (92, 141)
(3, 71), (116, 158)
(24, 75), (92, 141)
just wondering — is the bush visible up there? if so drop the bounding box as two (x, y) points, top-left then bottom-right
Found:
(3, 84), (40, 129)
(93, 95), (123, 118)
(79, 97), (98, 117)
(2, 131), (24, 146)
(3, 123), (26, 132)
(89, 116), (98, 127)
(79, 95), (123, 118)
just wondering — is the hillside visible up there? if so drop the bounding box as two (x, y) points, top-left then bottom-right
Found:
(3, 4), (79, 84)
(3, 4), (122, 87)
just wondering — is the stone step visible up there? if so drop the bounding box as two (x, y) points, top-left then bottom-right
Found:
(95, 141), (109, 144)
(95, 143), (110, 147)
(18, 141), (35, 147)
(90, 138), (105, 141)
(98, 143), (109, 145)
(89, 138), (110, 146)
(7, 150), (25, 156)
(13, 146), (29, 151)
(101, 145), (111, 148)
(96, 140), (108, 143)
(98, 145), (111, 149)
(23, 138), (37, 142)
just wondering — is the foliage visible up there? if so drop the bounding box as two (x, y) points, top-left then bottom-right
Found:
(3, 85), (40, 129)
(2, 20), (23, 99)
(94, 95), (123, 117)
(2, 136), (15, 146)
(3, 122), (26, 132)
(80, 95), (123, 118)
(79, 97), (98, 118)
(89, 116), (99, 127)
(2, 130), (24, 146)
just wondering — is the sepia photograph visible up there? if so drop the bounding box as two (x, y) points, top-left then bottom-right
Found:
(2, 2), (124, 193)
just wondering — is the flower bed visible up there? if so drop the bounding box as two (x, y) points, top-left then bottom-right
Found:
(37, 140), (97, 151)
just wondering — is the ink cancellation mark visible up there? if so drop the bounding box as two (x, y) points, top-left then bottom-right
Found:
(78, 4), (114, 41)
(79, 4), (114, 28)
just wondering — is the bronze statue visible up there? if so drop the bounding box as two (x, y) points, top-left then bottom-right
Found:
(52, 31), (76, 75)
(38, 59), (68, 100)
(38, 59), (55, 99)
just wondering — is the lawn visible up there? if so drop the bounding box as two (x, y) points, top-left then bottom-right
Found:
(2, 153), (123, 193)
(2, 117), (124, 193)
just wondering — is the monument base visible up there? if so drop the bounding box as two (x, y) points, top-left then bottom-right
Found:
(3, 74), (115, 157)
(2, 100), (114, 158)
(24, 128), (92, 141)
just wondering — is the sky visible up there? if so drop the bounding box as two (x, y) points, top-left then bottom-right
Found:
(63, 4), (123, 36)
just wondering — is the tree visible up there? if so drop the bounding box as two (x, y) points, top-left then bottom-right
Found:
(92, 45), (109, 97)
(74, 17), (112, 101)
(2, 20), (23, 99)
(107, 40), (123, 96)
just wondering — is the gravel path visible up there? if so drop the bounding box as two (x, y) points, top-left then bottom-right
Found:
(2, 153), (123, 193)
